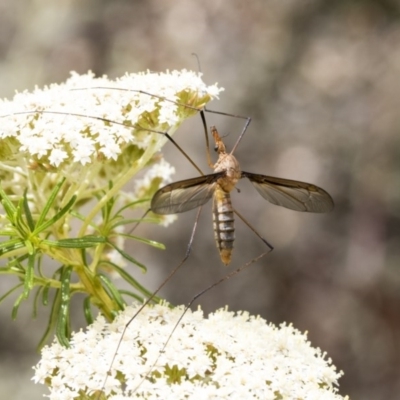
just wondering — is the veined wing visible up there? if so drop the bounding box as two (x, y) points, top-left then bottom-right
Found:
(241, 171), (334, 213)
(151, 172), (225, 215)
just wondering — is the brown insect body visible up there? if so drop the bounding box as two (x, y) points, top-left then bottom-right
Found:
(212, 187), (235, 265)
(211, 127), (241, 265)
(151, 126), (334, 265)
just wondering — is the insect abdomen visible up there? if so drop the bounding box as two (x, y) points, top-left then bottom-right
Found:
(213, 187), (235, 265)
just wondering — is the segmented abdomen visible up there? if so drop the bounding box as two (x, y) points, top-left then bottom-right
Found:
(213, 186), (235, 265)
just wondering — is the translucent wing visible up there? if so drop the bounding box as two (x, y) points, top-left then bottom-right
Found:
(151, 172), (225, 215)
(241, 171), (334, 213)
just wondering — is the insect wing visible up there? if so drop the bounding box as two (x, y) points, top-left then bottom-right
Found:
(151, 172), (225, 215)
(241, 171), (334, 213)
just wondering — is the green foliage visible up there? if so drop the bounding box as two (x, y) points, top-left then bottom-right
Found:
(0, 178), (164, 348)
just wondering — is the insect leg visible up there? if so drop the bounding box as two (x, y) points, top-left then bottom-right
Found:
(72, 86), (252, 166)
(233, 208), (274, 251)
(7, 109), (204, 176)
(98, 206), (203, 396)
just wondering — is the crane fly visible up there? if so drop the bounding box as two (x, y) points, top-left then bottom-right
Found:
(151, 126), (334, 264)
(112, 123), (335, 396)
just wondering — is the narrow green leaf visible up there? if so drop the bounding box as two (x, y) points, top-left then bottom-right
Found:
(0, 238), (24, 249)
(33, 286), (44, 319)
(0, 185), (17, 218)
(2, 255), (29, 272)
(42, 283), (50, 306)
(23, 189), (35, 231)
(56, 266), (73, 347)
(103, 262), (159, 302)
(83, 296), (94, 325)
(0, 229), (19, 236)
(12, 292), (26, 320)
(36, 253), (45, 278)
(110, 217), (161, 230)
(25, 239), (34, 255)
(34, 194), (77, 235)
(118, 289), (145, 303)
(35, 177), (66, 228)
(43, 235), (106, 248)
(0, 263), (26, 274)
(116, 198), (149, 215)
(15, 198), (26, 231)
(119, 233), (165, 249)
(37, 285), (61, 350)
(106, 240), (147, 273)
(98, 274), (126, 310)
(22, 253), (35, 299)
(100, 187), (115, 222)
(0, 283), (23, 305)
(0, 238), (25, 256)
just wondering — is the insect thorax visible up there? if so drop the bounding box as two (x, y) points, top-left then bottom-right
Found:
(214, 153), (241, 193)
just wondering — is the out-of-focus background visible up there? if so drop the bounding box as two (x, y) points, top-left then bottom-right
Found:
(1, 1), (400, 399)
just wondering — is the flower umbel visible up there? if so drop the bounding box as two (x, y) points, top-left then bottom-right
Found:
(0, 70), (222, 346)
(33, 303), (348, 400)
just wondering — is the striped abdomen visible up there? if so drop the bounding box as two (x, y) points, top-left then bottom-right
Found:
(212, 186), (235, 265)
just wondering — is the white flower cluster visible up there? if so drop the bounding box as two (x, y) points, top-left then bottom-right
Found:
(0, 70), (222, 168)
(34, 303), (348, 400)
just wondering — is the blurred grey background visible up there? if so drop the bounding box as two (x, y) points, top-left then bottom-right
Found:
(1, 0), (400, 399)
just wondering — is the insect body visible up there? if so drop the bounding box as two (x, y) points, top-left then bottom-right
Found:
(211, 127), (241, 264)
(151, 126), (334, 265)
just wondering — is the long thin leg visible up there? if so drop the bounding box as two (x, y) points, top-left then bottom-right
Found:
(199, 109), (213, 169)
(6, 110), (204, 176)
(230, 116), (252, 155)
(73, 87), (252, 124)
(98, 206), (203, 397)
(72, 87), (252, 163)
(233, 207), (274, 251)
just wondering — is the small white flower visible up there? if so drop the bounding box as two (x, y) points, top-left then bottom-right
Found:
(48, 148), (68, 167)
(132, 159), (176, 201)
(33, 303), (348, 400)
(0, 70), (222, 169)
(158, 214), (177, 227)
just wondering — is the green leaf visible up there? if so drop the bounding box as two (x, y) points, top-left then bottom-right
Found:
(37, 283), (61, 350)
(56, 266), (73, 347)
(110, 217), (161, 230)
(14, 198), (30, 236)
(12, 292), (26, 320)
(0, 238), (25, 256)
(118, 289), (146, 303)
(0, 185), (17, 218)
(115, 198), (149, 215)
(83, 296), (94, 325)
(23, 189), (35, 231)
(103, 262), (160, 302)
(42, 283), (51, 306)
(105, 240), (147, 273)
(24, 239), (34, 255)
(43, 235), (106, 248)
(4, 254), (29, 272)
(33, 286), (44, 319)
(34, 194), (77, 235)
(98, 274), (126, 310)
(0, 229), (19, 236)
(0, 283), (23, 305)
(118, 233), (165, 249)
(35, 177), (66, 228)
(22, 253), (35, 299)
